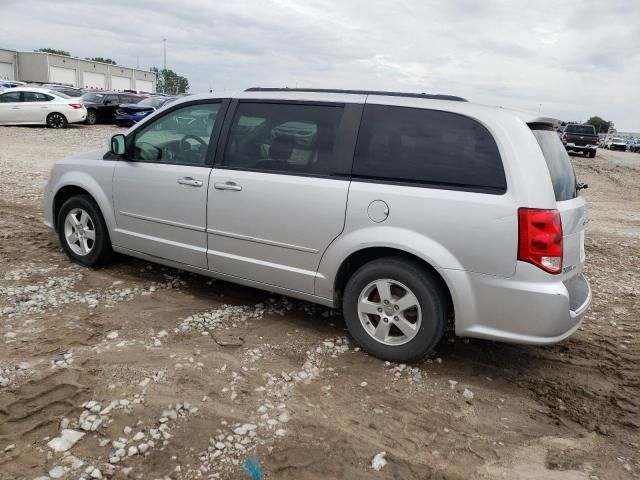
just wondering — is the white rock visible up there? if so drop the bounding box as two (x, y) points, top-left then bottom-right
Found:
(128, 445), (138, 456)
(106, 331), (119, 340)
(448, 380), (458, 389)
(90, 468), (103, 479)
(138, 443), (150, 453)
(109, 455), (120, 464)
(360, 382), (368, 387)
(215, 442), (225, 450)
(462, 388), (474, 400)
(49, 466), (68, 478)
(275, 429), (287, 437)
(3, 444), (15, 452)
(371, 451), (387, 471)
(132, 431), (145, 442)
(139, 378), (150, 387)
(48, 429), (85, 452)
(124, 426), (132, 435)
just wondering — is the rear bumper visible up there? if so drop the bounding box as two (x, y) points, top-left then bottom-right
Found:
(67, 107), (87, 124)
(448, 263), (591, 345)
(564, 143), (597, 152)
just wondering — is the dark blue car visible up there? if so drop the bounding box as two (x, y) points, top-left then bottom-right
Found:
(115, 96), (176, 127)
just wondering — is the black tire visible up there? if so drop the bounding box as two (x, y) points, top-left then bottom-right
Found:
(47, 112), (68, 129)
(56, 195), (113, 267)
(588, 150), (596, 158)
(343, 257), (447, 362)
(85, 109), (97, 125)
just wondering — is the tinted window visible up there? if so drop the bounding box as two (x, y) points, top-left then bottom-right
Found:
(353, 105), (506, 193)
(222, 103), (344, 176)
(23, 92), (53, 102)
(82, 93), (105, 103)
(0, 92), (21, 103)
(565, 124), (595, 135)
(120, 95), (140, 104)
(530, 126), (577, 201)
(132, 103), (220, 165)
(105, 95), (119, 105)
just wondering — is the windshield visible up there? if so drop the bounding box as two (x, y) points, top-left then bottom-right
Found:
(530, 125), (577, 201)
(81, 93), (106, 103)
(138, 97), (167, 108)
(565, 125), (595, 135)
(50, 90), (71, 99)
(612, 137), (623, 142)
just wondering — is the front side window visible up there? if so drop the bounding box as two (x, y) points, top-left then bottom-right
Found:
(0, 92), (21, 103)
(105, 95), (119, 105)
(132, 103), (220, 165)
(221, 103), (344, 176)
(352, 105), (506, 193)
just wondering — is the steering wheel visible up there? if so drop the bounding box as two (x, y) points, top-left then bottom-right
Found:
(180, 134), (207, 152)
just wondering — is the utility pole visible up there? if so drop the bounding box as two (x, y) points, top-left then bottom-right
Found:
(162, 38), (167, 71)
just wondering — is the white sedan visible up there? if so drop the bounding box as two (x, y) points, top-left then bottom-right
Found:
(0, 87), (87, 128)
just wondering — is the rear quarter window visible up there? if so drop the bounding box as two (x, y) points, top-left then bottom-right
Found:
(530, 125), (577, 201)
(352, 105), (506, 194)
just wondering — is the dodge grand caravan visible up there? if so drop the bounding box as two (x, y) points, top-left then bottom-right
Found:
(43, 88), (591, 362)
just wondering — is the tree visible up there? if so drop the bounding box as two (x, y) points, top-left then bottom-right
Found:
(36, 48), (70, 56)
(86, 57), (117, 65)
(585, 116), (614, 134)
(151, 67), (189, 95)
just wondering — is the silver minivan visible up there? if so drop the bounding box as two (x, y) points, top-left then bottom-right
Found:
(43, 88), (591, 362)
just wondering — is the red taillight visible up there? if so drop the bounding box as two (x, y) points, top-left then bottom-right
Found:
(561, 132), (567, 143)
(518, 208), (563, 274)
(595, 136), (600, 145)
(69, 103), (83, 109)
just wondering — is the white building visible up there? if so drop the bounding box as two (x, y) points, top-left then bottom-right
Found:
(0, 48), (156, 92)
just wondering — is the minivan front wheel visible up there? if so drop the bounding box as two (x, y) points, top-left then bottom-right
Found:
(57, 195), (113, 267)
(343, 258), (447, 362)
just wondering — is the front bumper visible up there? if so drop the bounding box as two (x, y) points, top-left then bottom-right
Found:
(448, 263), (591, 345)
(115, 113), (148, 126)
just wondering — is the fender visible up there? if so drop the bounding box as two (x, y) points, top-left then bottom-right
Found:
(52, 166), (116, 234)
(315, 225), (464, 300)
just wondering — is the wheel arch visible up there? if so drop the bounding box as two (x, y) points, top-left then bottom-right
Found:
(52, 177), (115, 235)
(331, 246), (454, 324)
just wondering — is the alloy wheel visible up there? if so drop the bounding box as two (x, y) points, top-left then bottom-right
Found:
(63, 208), (96, 256)
(357, 279), (422, 346)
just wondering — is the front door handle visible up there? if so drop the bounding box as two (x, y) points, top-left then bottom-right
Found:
(214, 182), (242, 191)
(177, 177), (203, 187)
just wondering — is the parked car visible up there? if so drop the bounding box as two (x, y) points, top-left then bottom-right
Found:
(81, 91), (144, 125)
(605, 137), (627, 151)
(0, 80), (26, 92)
(43, 88), (591, 362)
(560, 123), (598, 157)
(114, 96), (176, 127)
(629, 139), (640, 153)
(0, 87), (86, 128)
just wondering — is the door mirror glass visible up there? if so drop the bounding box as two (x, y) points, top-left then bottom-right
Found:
(111, 134), (126, 155)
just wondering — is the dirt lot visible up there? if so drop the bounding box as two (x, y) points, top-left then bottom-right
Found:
(0, 125), (638, 480)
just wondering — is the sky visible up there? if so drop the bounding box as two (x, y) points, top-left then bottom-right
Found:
(1, 0), (639, 130)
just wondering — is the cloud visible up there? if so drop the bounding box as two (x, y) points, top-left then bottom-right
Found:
(1, 0), (638, 130)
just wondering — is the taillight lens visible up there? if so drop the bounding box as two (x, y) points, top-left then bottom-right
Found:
(518, 208), (563, 274)
(595, 136), (600, 145)
(561, 132), (567, 143)
(69, 103), (83, 109)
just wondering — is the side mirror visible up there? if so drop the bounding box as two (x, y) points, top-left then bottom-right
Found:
(110, 134), (126, 155)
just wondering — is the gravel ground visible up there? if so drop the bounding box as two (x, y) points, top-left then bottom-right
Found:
(0, 125), (638, 480)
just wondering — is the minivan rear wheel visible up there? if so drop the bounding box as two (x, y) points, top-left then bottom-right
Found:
(56, 195), (113, 267)
(343, 258), (447, 362)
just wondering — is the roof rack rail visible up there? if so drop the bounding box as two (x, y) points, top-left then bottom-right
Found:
(245, 87), (468, 102)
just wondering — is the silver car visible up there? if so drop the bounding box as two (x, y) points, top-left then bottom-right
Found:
(43, 88), (591, 362)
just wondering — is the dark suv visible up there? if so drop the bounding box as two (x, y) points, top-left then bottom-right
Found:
(81, 92), (144, 125)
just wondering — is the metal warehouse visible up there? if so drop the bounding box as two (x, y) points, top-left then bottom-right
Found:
(0, 48), (156, 92)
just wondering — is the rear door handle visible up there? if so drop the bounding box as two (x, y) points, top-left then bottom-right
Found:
(177, 177), (203, 187)
(214, 182), (242, 191)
